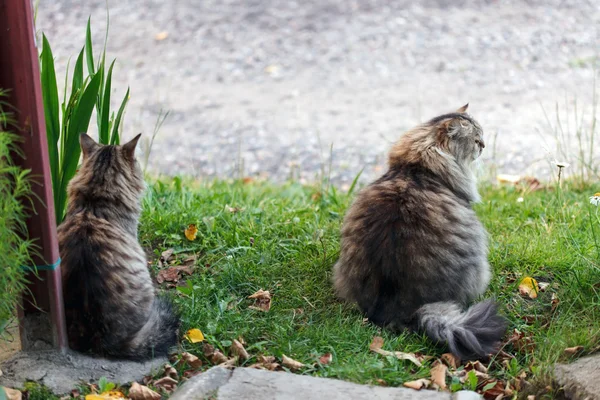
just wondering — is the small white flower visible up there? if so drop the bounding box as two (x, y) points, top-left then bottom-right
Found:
(590, 193), (600, 206)
(517, 197), (524, 203)
(554, 160), (570, 169)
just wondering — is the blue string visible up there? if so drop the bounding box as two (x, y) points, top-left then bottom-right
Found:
(21, 257), (61, 272)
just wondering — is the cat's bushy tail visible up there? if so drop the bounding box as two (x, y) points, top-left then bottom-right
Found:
(122, 296), (181, 360)
(416, 299), (506, 360)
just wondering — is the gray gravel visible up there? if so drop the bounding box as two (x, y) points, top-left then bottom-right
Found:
(37, 0), (600, 186)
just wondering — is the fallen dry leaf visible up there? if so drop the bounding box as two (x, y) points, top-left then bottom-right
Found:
(231, 339), (249, 360)
(403, 379), (430, 390)
(507, 329), (535, 353)
(258, 355), (276, 364)
(564, 346), (584, 356)
(222, 356), (239, 369)
(497, 174), (521, 184)
(181, 254), (197, 266)
(248, 289), (271, 312)
(154, 31), (169, 41)
(163, 364), (178, 380)
(184, 224), (198, 241)
(318, 353), (333, 365)
(518, 277), (540, 299)
(430, 361), (448, 390)
(249, 355), (282, 371)
(538, 282), (550, 291)
(282, 354), (305, 371)
(184, 328), (205, 343)
(160, 248), (174, 263)
(527, 396), (536, 400)
(183, 370), (202, 379)
(369, 336), (423, 367)
(481, 380), (505, 400)
(551, 293), (560, 311)
(441, 353), (460, 369)
(181, 352), (202, 369)
(128, 382), (161, 400)
(225, 205), (244, 213)
(153, 376), (178, 393)
(466, 360), (488, 374)
(211, 350), (228, 364)
(4, 387), (22, 400)
(157, 267), (181, 284)
(202, 343), (215, 357)
(369, 336), (384, 351)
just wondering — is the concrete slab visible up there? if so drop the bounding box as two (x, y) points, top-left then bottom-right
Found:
(171, 367), (478, 400)
(555, 355), (600, 400)
(0, 350), (166, 394)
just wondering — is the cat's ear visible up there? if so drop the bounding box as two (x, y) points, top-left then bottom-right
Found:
(80, 133), (100, 158)
(122, 133), (142, 160)
(439, 118), (466, 138)
(456, 103), (469, 113)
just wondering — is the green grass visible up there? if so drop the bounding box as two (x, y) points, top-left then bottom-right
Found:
(140, 177), (600, 395)
(0, 90), (34, 336)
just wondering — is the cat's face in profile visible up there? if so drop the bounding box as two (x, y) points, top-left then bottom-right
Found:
(74, 133), (145, 196)
(433, 104), (484, 164)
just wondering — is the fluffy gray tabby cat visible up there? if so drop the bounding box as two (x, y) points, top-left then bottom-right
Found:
(58, 133), (180, 360)
(333, 105), (506, 360)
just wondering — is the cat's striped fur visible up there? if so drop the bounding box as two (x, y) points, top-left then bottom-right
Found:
(333, 105), (506, 360)
(58, 133), (180, 360)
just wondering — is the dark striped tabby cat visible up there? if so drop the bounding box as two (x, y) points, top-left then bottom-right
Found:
(59, 133), (180, 360)
(333, 105), (506, 360)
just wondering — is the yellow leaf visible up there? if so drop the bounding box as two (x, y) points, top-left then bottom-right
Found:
(85, 391), (126, 400)
(518, 277), (540, 299)
(403, 379), (430, 390)
(154, 31), (169, 41)
(3, 387), (22, 400)
(185, 328), (205, 343)
(184, 224), (198, 241)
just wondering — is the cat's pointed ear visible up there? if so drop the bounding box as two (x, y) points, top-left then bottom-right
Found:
(80, 133), (100, 158)
(456, 103), (469, 113)
(122, 133), (142, 159)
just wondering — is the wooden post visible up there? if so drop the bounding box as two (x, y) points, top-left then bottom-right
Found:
(0, 0), (68, 351)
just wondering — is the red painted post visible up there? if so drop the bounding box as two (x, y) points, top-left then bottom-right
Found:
(0, 0), (68, 351)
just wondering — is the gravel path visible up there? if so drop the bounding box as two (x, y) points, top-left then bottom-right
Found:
(37, 0), (599, 186)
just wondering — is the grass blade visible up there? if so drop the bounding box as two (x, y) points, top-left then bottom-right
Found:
(110, 87), (129, 145)
(85, 16), (94, 75)
(347, 168), (364, 196)
(40, 35), (60, 204)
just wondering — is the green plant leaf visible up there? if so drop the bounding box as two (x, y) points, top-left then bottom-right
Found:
(55, 67), (103, 223)
(85, 16), (94, 75)
(98, 60), (115, 144)
(466, 370), (478, 391)
(40, 34), (60, 204)
(110, 87), (129, 145)
(72, 48), (84, 95)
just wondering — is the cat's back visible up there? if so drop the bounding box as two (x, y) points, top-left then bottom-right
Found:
(342, 165), (480, 239)
(58, 211), (149, 284)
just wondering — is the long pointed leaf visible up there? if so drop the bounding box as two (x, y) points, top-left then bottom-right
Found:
(96, 51), (107, 142)
(110, 87), (129, 145)
(72, 48), (84, 95)
(40, 35), (60, 207)
(85, 17), (94, 75)
(56, 68), (103, 222)
(98, 59), (115, 144)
